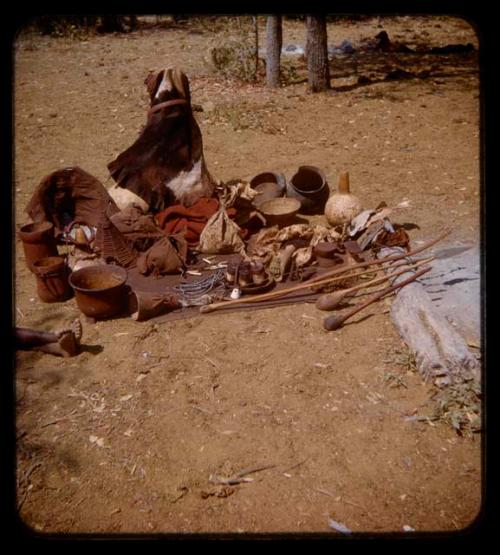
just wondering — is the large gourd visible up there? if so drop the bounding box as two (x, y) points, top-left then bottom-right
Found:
(324, 171), (363, 226)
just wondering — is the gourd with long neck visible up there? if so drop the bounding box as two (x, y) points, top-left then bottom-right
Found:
(324, 171), (363, 226)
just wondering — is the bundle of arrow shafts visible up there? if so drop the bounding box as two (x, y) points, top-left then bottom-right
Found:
(199, 230), (448, 326)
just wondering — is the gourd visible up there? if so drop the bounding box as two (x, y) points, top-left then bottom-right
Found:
(324, 172), (363, 226)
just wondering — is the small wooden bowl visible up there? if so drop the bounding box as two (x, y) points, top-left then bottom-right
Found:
(241, 276), (275, 295)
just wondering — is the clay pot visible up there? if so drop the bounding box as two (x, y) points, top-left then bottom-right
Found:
(69, 265), (128, 320)
(18, 221), (59, 272)
(313, 242), (344, 268)
(250, 171), (287, 208)
(32, 256), (73, 303)
(286, 166), (330, 214)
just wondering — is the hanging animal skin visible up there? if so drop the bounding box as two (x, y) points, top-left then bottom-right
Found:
(107, 68), (217, 213)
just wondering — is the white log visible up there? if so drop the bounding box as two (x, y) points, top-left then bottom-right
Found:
(378, 247), (480, 385)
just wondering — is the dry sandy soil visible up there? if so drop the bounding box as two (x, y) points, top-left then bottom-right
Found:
(13, 15), (482, 537)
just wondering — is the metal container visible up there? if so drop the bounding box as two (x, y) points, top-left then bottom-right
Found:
(69, 264), (128, 320)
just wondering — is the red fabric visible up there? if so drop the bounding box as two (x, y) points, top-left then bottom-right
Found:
(155, 197), (238, 245)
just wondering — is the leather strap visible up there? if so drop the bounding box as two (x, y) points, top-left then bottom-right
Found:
(148, 98), (189, 117)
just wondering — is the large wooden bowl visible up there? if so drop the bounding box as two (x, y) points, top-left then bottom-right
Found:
(259, 197), (301, 227)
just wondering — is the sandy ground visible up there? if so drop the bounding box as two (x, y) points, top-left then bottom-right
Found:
(13, 15), (482, 536)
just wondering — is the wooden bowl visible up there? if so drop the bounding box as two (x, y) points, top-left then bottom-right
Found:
(259, 198), (301, 227)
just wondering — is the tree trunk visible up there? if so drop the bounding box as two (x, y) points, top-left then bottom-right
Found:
(253, 16), (259, 82)
(99, 15), (125, 33)
(266, 15), (282, 88)
(306, 15), (330, 92)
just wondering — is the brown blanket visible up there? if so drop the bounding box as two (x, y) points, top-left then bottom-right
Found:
(155, 197), (237, 245)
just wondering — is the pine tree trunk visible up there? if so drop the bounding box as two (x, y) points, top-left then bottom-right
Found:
(266, 15), (282, 88)
(306, 15), (330, 92)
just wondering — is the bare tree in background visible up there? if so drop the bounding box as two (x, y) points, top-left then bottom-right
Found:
(253, 16), (260, 82)
(266, 15), (283, 88)
(306, 15), (330, 92)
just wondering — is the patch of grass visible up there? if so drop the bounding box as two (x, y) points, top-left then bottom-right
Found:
(382, 371), (408, 389)
(430, 375), (482, 434)
(384, 346), (481, 434)
(383, 348), (417, 372)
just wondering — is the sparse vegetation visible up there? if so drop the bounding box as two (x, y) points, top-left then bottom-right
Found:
(207, 16), (261, 83)
(430, 374), (482, 434)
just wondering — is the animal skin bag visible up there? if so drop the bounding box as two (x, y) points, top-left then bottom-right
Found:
(198, 203), (245, 254)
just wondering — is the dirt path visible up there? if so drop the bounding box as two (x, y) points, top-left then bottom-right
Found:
(13, 15), (481, 535)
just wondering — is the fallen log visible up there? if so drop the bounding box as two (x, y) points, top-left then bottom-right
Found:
(378, 246), (480, 385)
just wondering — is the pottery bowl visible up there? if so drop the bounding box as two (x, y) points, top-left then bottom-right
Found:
(250, 171), (286, 208)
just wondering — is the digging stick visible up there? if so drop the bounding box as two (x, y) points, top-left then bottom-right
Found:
(323, 266), (431, 331)
(316, 256), (434, 311)
(200, 259), (409, 314)
(200, 231), (448, 314)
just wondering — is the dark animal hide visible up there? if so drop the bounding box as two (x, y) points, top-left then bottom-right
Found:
(107, 68), (216, 213)
(25, 166), (120, 237)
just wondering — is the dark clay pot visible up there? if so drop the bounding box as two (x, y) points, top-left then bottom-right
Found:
(32, 256), (73, 303)
(286, 166), (330, 214)
(313, 242), (344, 268)
(69, 265), (128, 320)
(18, 221), (59, 272)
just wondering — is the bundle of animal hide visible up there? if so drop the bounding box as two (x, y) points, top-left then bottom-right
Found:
(136, 234), (188, 276)
(26, 166), (119, 237)
(107, 68), (216, 213)
(198, 204), (245, 255)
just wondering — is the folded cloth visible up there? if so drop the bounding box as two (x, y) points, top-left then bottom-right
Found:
(136, 233), (188, 276)
(155, 197), (236, 245)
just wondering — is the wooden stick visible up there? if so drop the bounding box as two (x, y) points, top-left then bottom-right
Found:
(323, 266), (431, 331)
(304, 229), (448, 285)
(200, 231), (449, 313)
(316, 256), (434, 311)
